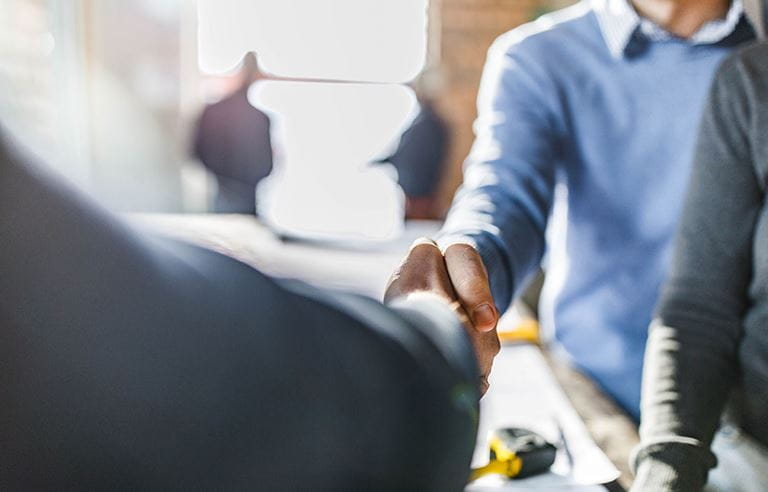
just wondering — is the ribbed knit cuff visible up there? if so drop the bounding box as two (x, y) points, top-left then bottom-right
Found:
(630, 439), (716, 492)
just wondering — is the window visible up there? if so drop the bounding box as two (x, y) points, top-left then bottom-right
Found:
(198, 0), (430, 241)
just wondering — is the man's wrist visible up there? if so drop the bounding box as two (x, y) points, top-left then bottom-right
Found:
(631, 440), (714, 491)
(389, 293), (479, 386)
(434, 233), (479, 254)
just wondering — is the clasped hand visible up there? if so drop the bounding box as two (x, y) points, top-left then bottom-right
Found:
(385, 238), (501, 396)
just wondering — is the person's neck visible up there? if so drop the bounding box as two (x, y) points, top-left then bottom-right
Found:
(631, 0), (732, 38)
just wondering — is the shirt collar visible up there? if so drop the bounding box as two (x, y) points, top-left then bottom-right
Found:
(592, 0), (745, 59)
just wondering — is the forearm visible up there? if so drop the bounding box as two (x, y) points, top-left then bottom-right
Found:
(387, 293), (480, 388)
(295, 282), (480, 395)
(632, 321), (735, 491)
(436, 162), (550, 313)
(283, 286), (480, 490)
(433, 35), (561, 315)
(634, 52), (762, 491)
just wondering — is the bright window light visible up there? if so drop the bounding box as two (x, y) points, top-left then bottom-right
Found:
(252, 81), (415, 241)
(197, 0), (428, 83)
(197, 1), (429, 241)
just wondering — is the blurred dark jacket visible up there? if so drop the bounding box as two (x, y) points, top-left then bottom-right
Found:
(383, 100), (449, 199)
(193, 88), (273, 214)
(0, 126), (477, 491)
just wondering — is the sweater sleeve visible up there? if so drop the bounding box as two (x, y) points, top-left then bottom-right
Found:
(632, 52), (763, 491)
(436, 33), (562, 313)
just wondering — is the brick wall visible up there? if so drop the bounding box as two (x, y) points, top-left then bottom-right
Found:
(431, 0), (576, 215)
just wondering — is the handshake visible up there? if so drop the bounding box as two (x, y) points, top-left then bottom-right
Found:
(385, 238), (502, 396)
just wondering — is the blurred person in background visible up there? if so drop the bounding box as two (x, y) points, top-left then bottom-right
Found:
(0, 123), (478, 490)
(193, 52), (273, 215)
(377, 72), (450, 220)
(385, 0), (755, 404)
(632, 3), (768, 490)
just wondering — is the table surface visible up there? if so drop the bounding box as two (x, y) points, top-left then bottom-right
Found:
(133, 214), (639, 490)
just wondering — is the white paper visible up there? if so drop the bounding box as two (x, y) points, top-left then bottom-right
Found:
(466, 344), (619, 491)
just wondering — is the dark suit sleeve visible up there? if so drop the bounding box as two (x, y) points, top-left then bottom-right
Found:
(0, 127), (478, 492)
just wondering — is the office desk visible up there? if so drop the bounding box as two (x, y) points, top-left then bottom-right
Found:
(134, 214), (639, 490)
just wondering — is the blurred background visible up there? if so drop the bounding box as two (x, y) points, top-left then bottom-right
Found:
(0, 0), (574, 240)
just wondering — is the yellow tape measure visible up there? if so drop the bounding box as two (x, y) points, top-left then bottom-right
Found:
(469, 428), (557, 483)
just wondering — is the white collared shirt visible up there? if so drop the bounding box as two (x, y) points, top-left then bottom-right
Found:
(592, 0), (745, 58)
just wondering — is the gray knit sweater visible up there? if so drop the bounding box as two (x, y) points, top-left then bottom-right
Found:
(633, 41), (768, 491)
